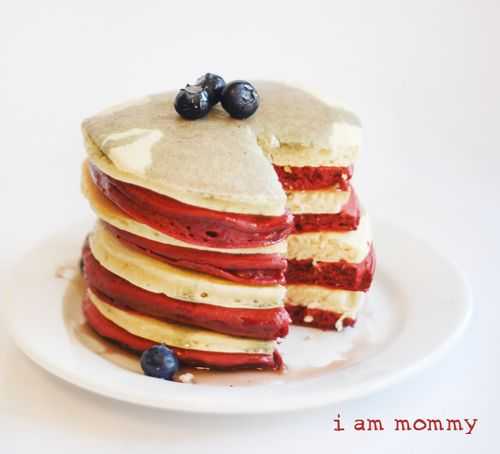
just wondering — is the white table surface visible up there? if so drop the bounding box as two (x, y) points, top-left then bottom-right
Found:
(1, 1), (498, 452)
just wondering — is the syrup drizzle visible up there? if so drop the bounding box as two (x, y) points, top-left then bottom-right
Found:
(61, 263), (391, 387)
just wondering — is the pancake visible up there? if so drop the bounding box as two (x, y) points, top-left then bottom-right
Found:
(285, 304), (356, 331)
(81, 162), (287, 255)
(287, 214), (372, 263)
(292, 188), (360, 232)
(88, 162), (293, 249)
(104, 223), (287, 286)
(82, 82), (361, 216)
(286, 187), (352, 214)
(89, 222), (286, 309)
(286, 245), (375, 291)
(274, 165), (353, 191)
(83, 290), (282, 370)
(286, 285), (364, 331)
(87, 288), (274, 354)
(82, 245), (290, 340)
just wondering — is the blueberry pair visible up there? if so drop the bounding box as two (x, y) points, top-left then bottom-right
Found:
(175, 73), (260, 120)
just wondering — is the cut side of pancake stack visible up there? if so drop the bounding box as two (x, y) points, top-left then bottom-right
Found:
(80, 81), (375, 371)
(275, 148), (375, 331)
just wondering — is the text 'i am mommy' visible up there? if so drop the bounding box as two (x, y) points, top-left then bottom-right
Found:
(332, 414), (478, 435)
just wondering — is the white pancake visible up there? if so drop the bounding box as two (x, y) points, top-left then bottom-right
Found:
(286, 285), (364, 329)
(88, 289), (275, 354)
(286, 187), (351, 214)
(89, 222), (285, 310)
(287, 215), (372, 263)
(82, 81), (361, 216)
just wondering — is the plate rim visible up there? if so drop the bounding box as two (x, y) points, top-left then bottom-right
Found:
(4, 218), (473, 414)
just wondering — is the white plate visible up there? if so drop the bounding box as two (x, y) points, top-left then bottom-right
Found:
(4, 218), (472, 414)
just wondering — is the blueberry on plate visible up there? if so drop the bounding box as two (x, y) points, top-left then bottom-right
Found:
(174, 85), (211, 120)
(78, 257), (84, 274)
(221, 80), (260, 119)
(196, 73), (226, 106)
(140, 345), (179, 380)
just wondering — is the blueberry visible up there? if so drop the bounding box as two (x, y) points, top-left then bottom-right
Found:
(221, 80), (260, 119)
(174, 85), (211, 120)
(196, 73), (226, 106)
(140, 345), (179, 380)
(79, 257), (84, 274)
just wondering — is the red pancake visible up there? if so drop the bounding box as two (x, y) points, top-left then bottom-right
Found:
(83, 295), (283, 370)
(89, 163), (293, 249)
(293, 188), (360, 233)
(104, 222), (287, 286)
(286, 245), (375, 291)
(82, 245), (290, 340)
(285, 304), (356, 331)
(274, 165), (353, 191)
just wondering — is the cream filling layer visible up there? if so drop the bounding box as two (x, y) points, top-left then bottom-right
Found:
(287, 215), (371, 263)
(286, 285), (364, 315)
(81, 162), (287, 255)
(89, 289), (275, 354)
(89, 222), (285, 309)
(286, 187), (351, 214)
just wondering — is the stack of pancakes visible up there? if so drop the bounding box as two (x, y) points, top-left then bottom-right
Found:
(80, 82), (375, 370)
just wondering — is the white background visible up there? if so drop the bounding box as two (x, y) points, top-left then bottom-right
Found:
(1, 0), (498, 452)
